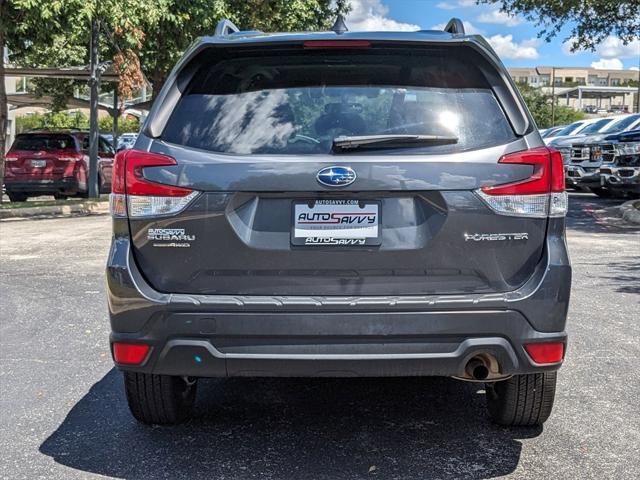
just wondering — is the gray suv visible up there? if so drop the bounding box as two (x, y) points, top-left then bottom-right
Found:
(107, 18), (571, 426)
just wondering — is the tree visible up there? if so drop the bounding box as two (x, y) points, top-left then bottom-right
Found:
(0, 0), (345, 201)
(515, 82), (585, 128)
(139, 0), (345, 96)
(0, 0), (165, 200)
(480, 1), (640, 51)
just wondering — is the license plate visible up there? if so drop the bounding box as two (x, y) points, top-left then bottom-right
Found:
(31, 159), (46, 168)
(292, 200), (381, 246)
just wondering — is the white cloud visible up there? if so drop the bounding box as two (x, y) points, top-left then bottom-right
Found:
(487, 35), (539, 59)
(590, 58), (624, 70)
(436, 2), (456, 10)
(596, 36), (640, 59)
(345, 0), (419, 32)
(561, 38), (579, 56)
(630, 66), (640, 71)
(477, 9), (521, 26)
(563, 36), (640, 59)
(431, 21), (484, 35)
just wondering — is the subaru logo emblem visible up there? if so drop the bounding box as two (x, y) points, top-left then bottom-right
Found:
(316, 166), (356, 187)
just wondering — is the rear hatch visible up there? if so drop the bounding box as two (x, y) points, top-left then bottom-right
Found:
(120, 40), (559, 296)
(6, 134), (80, 179)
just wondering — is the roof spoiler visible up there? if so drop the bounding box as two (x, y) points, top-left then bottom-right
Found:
(443, 18), (465, 35)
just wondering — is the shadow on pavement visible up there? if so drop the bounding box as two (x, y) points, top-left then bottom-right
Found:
(598, 260), (640, 295)
(40, 369), (541, 480)
(566, 193), (640, 234)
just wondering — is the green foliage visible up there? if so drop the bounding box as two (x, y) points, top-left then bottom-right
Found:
(3, 0), (345, 102)
(481, 1), (640, 51)
(515, 83), (586, 129)
(16, 112), (87, 133)
(139, 0), (346, 92)
(16, 112), (139, 135)
(99, 116), (140, 134)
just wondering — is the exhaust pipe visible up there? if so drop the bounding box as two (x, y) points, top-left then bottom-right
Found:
(465, 357), (490, 381)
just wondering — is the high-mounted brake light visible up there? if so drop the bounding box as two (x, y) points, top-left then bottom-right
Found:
(110, 149), (198, 218)
(524, 342), (564, 365)
(477, 147), (568, 218)
(303, 40), (371, 49)
(112, 342), (151, 365)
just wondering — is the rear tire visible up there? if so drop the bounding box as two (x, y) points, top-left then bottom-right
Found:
(123, 372), (197, 425)
(7, 192), (28, 202)
(486, 372), (557, 426)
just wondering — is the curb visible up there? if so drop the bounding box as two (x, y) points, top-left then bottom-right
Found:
(0, 201), (109, 220)
(620, 200), (640, 225)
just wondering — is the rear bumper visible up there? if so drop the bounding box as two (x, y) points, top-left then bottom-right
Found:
(107, 220), (571, 378)
(4, 177), (85, 194)
(111, 311), (566, 378)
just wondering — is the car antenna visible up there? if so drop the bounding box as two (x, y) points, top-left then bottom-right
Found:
(331, 14), (348, 34)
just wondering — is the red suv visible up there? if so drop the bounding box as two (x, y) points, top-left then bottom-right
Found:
(3, 130), (115, 202)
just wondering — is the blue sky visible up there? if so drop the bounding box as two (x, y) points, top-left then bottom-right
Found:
(344, 0), (640, 71)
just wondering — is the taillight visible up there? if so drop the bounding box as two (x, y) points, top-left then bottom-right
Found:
(476, 147), (568, 218)
(4, 154), (18, 162)
(110, 149), (198, 218)
(524, 342), (565, 365)
(112, 342), (151, 365)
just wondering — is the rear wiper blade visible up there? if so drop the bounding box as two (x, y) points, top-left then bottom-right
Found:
(332, 134), (458, 151)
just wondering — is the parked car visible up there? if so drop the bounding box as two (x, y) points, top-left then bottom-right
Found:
(543, 117), (606, 145)
(107, 18), (571, 427)
(551, 116), (618, 166)
(598, 129), (640, 198)
(116, 133), (137, 151)
(540, 126), (566, 139)
(561, 114), (640, 195)
(4, 130), (115, 201)
(102, 133), (114, 146)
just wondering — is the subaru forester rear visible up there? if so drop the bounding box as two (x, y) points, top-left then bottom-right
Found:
(107, 19), (571, 426)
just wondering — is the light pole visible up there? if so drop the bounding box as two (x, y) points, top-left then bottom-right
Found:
(88, 18), (100, 198)
(551, 67), (556, 127)
(636, 55), (640, 113)
(536, 66), (556, 126)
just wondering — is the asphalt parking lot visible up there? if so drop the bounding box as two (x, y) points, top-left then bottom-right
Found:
(1, 193), (639, 479)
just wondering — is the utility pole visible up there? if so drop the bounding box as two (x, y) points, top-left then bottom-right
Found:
(88, 18), (100, 198)
(112, 87), (118, 149)
(636, 55), (640, 113)
(551, 67), (556, 127)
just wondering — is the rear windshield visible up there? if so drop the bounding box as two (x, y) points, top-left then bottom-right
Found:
(162, 48), (516, 155)
(12, 134), (77, 151)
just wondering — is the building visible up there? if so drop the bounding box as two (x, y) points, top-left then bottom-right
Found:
(507, 66), (640, 113)
(508, 66), (639, 88)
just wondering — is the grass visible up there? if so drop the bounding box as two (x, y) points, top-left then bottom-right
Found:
(0, 196), (109, 210)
